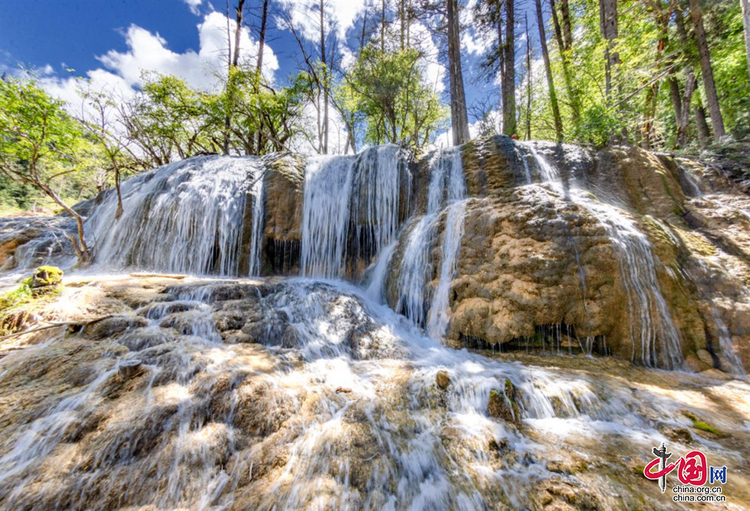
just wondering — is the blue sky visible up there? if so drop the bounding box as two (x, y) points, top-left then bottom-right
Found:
(0, 0), (536, 150)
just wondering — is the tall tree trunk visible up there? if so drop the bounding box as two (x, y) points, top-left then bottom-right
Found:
(690, 0), (725, 140)
(502, 0), (516, 136)
(525, 13), (532, 140)
(381, 0), (386, 51)
(361, 1), (369, 50)
(535, 0), (563, 141)
(673, 6), (697, 147)
(695, 103), (711, 144)
(320, 0), (329, 154)
(598, 0), (619, 102)
(255, 0), (269, 154)
(256, 0), (268, 72)
(223, 0), (233, 155)
(400, 0), (405, 50)
(560, 0), (573, 50)
(447, 0), (470, 145)
(742, 0), (750, 87)
(232, 0), (246, 67)
(550, 0), (580, 126)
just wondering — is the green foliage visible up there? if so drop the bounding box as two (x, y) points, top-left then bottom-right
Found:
(522, 0), (750, 148)
(0, 278), (33, 312)
(0, 77), (99, 213)
(337, 46), (447, 152)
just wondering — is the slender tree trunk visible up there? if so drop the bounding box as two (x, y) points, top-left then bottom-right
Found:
(361, 0), (369, 50)
(536, 0), (563, 141)
(256, 0), (268, 72)
(381, 0), (386, 51)
(674, 6), (697, 147)
(599, 0), (619, 102)
(560, 0), (573, 50)
(232, 0), (246, 67)
(690, 0), (725, 140)
(550, 0), (579, 126)
(320, 0), (329, 154)
(525, 13), (532, 140)
(742, 0), (750, 87)
(223, 0), (233, 155)
(695, 103), (711, 144)
(114, 162), (123, 219)
(447, 0), (471, 145)
(255, 0), (269, 154)
(400, 0), (405, 50)
(41, 182), (90, 264)
(502, 0), (517, 136)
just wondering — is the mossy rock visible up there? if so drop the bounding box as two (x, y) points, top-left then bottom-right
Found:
(681, 410), (727, 438)
(488, 378), (522, 425)
(30, 266), (64, 288)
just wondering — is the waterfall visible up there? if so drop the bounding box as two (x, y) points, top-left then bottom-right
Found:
(86, 156), (252, 276)
(300, 145), (406, 279)
(522, 143), (683, 369)
(426, 200), (467, 338)
(351, 145), (407, 261)
(247, 163), (265, 276)
(300, 155), (356, 279)
(396, 147), (466, 332)
(573, 192), (684, 368)
(711, 307), (746, 375)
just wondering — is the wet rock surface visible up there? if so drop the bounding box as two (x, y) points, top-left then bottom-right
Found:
(0, 275), (749, 510)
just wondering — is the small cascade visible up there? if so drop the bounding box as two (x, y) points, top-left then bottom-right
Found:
(300, 145), (406, 279)
(711, 307), (746, 375)
(351, 144), (407, 262)
(396, 147), (466, 332)
(299, 155), (356, 278)
(524, 142), (683, 369)
(86, 156), (252, 276)
(572, 191), (684, 368)
(247, 162), (265, 276)
(426, 199), (467, 338)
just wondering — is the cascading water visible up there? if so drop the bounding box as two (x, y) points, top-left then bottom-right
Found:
(351, 144), (407, 261)
(524, 142), (684, 369)
(301, 145), (407, 279)
(396, 148), (467, 333)
(247, 162), (265, 276)
(2, 275), (747, 510)
(300, 155), (356, 278)
(3, 140), (750, 510)
(86, 156), (252, 276)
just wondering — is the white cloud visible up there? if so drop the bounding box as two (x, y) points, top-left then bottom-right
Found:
(289, 101), (350, 155)
(39, 11), (279, 120)
(183, 0), (202, 16)
(276, 0), (366, 42)
(97, 12), (278, 90)
(409, 22), (445, 93)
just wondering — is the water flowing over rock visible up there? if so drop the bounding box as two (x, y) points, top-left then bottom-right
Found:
(86, 156), (253, 276)
(2, 136), (750, 508)
(1, 275), (749, 510)
(3, 137), (749, 371)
